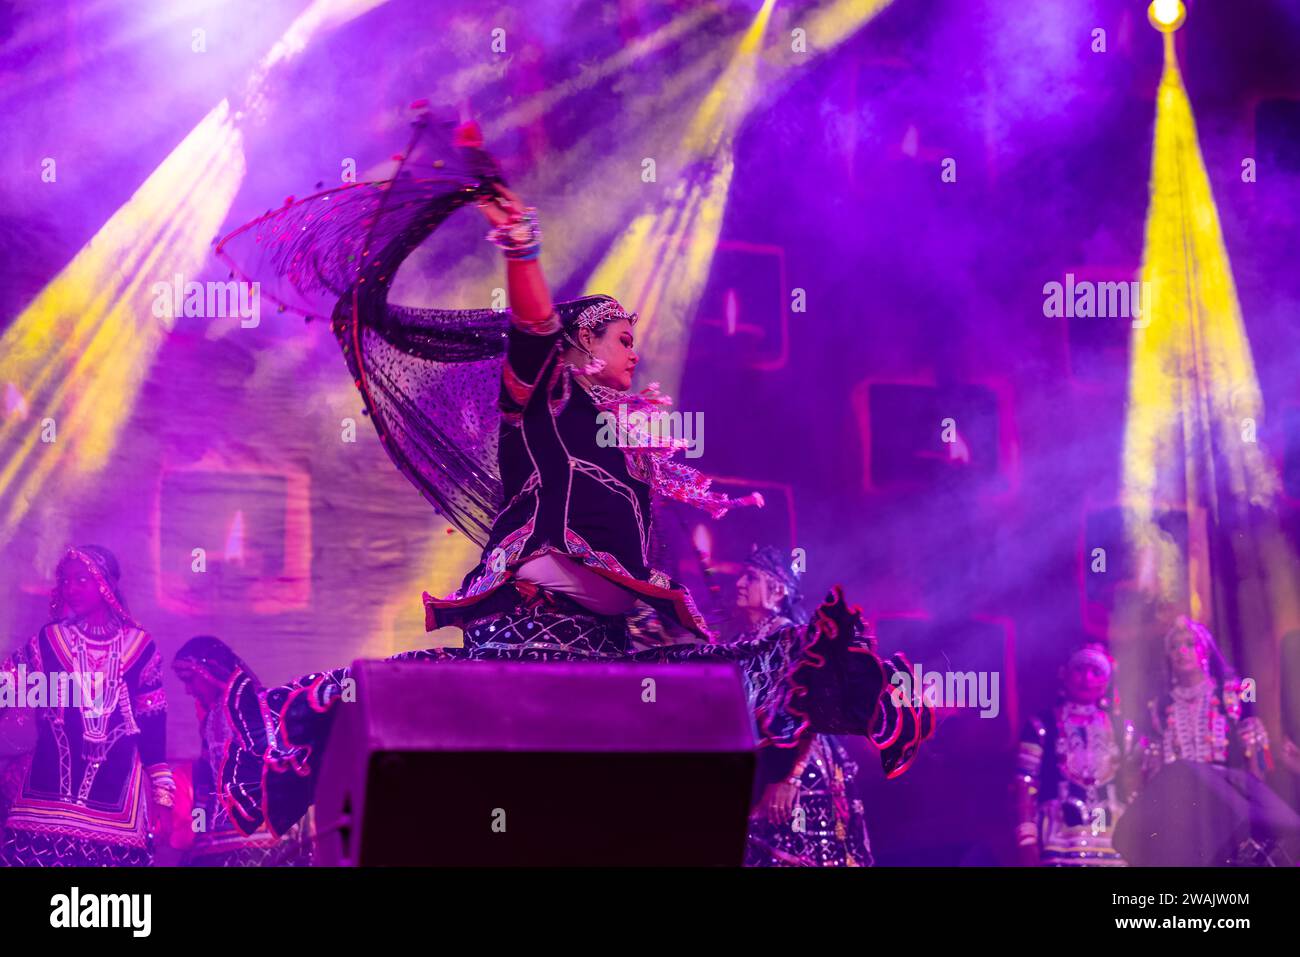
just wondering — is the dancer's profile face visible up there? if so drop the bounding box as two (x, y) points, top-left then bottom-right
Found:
(583, 319), (637, 391)
(173, 659), (223, 707)
(735, 568), (780, 613)
(58, 558), (108, 619)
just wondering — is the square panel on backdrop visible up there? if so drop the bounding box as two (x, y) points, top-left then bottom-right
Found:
(155, 464), (311, 614)
(852, 380), (1010, 493)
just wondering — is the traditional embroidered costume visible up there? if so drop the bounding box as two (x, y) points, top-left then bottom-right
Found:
(749, 735), (871, 866)
(1147, 618), (1270, 775)
(740, 612), (874, 867)
(729, 548), (932, 867)
(1015, 645), (1140, 867)
(0, 547), (171, 867)
(0, 755), (28, 828)
(173, 637), (312, 866)
(1017, 709), (1138, 866)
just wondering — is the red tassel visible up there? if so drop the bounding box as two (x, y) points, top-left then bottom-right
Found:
(452, 121), (484, 149)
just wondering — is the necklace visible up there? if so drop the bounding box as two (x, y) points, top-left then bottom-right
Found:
(70, 622), (125, 760)
(1166, 679), (1226, 764)
(77, 616), (120, 638)
(748, 612), (790, 642)
(1061, 700), (1098, 720)
(1171, 676), (1210, 701)
(1057, 703), (1118, 786)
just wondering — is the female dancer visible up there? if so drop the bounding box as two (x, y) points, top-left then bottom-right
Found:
(1146, 616), (1270, 776)
(0, 546), (172, 866)
(172, 637), (312, 866)
(215, 115), (928, 839)
(734, 546), (891, 867)
(1015, 643), (1142, 866)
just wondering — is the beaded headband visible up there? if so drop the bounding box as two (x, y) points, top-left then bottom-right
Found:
(1067, 644), (1113, 678)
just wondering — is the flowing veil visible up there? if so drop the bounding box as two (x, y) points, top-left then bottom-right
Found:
(218, 114), (529, 546)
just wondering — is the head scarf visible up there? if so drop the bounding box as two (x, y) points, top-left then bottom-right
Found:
(50, 545), (138, 628)
(1163, 615), (1228, 685)
(174, 635), (257, 689)
(743, 544), (807, 626)
(1059, 640), (1117, 710)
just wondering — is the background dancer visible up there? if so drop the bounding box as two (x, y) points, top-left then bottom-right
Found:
(0, 547), (172, 866)
(172, 637), (312, 866)
(1147, 617), (1271, 776)
(1015, 643), (1142, 866)
(734, 546), (875, 867)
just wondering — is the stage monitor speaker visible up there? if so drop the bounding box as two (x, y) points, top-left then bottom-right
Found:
(314, 659), (756, 866)
(1112, 760), (1300, 866)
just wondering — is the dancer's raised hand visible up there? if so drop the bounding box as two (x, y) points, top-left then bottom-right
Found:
(476, 184), (526, 228)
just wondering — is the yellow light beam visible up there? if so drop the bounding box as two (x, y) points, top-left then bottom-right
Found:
(583, 0), (895, 397)
(583, 0), (774, 397)
(490, 3), (720, 134)
(0, 0), (394, 545)
(1123, 33), (1277, 610)
(0, 100), (246, 544)
(1121, 32), (1300, 736)
(805, 0), (896, 49)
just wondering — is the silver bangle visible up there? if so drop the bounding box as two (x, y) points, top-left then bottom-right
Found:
(487, 207), (541, 258)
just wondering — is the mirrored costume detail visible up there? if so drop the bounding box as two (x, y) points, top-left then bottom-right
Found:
(1017, 702), (1138, 866)
(1, 547), (170, 867)
(174, 637), (312, 866)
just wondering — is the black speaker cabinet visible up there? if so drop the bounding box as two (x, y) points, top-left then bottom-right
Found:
(314, 659), (756, 865)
